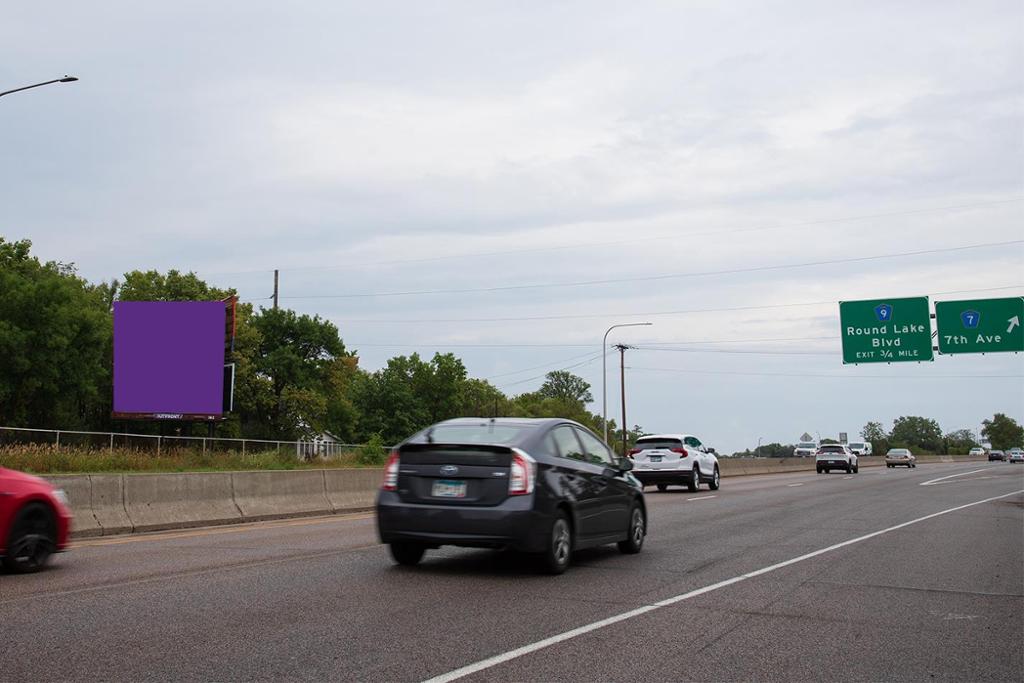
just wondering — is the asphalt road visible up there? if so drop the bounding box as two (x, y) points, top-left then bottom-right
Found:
(2, 462), (1022, 682)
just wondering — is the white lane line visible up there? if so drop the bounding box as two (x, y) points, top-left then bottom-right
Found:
(843, 476), (853, 480)
(422, 488), (1024, 683)
(920, 468), (991, 486)
(689, 495), (717, 501)
(787, 483), (804, 487)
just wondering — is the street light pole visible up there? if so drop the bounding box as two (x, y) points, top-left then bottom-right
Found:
(602, 322), (652, 442)
(0, 76), (79, 99)
(757, 436), (763, 458)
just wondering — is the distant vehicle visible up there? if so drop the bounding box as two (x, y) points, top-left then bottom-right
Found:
(793, 441), (818, 457)
(1008, 449), (1024, 464)
(0, 467), (72, 573)
(848, 442), (873, 456)
(988, 450), (1006, 462)
(885, 448), (916, 468)
(628, 434), (721, 492)
(376, 417), (645, 575)
(968, 447), (986, 457)
(816, 444), (858, 474)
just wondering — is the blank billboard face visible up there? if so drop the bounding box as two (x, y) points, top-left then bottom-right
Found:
(113, 301), (225, 416)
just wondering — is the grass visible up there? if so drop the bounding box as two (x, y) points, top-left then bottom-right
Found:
(0, 443), (377, 474)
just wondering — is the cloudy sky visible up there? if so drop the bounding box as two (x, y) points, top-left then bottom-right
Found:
(3, 1), (1022, 452)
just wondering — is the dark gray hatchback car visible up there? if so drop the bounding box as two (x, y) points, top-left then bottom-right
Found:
(376, 417), (646, 574)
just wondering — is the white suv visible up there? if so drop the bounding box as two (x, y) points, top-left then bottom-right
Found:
(793, 441), (818, 457)
(816, 444), (859, 474)
(628, 434), (720, 492)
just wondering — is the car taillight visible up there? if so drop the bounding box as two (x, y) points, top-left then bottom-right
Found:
(382, 450), (400, 491)
(627, 448), (641, 456)
(670, 448), (687, 456)
(509, 449), (537, 496)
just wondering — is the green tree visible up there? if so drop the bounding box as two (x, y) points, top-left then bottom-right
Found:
(117, 269), (233, 301)
(981, 413), (1024, 451)
(248, 308), (350, 439)
(890, 416), (943, 453)
(0, 238), (112, 429)
(943, 428), (978, 454)
(458, 378), (509, 417)
(537, 370), (593, 405)
(861, 421), (887, 443)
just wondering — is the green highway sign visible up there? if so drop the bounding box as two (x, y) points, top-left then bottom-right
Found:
(839, 297), (934, 364)
(935, 297), (1024, 355)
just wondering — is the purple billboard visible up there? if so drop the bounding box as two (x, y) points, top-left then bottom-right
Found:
(113, 301), (226, 419)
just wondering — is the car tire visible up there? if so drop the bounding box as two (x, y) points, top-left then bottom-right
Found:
(389, 542), (426, 567)
(817, 467), (823, 474)
(542, 511), (572, 575)
(853, 463), (859, 473)
(688, 467), (700, 492)
(617, 505), (645, 555)
(2, 503), (56, 574)
(707, 466), (720, 491)
(657, 483), (668, 492)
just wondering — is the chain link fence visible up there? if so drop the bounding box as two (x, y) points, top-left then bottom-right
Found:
(0, 426), (383, 461)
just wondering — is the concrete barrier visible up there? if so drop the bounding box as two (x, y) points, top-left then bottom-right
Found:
(324, 469), (381, 512)
(46, 474), (101, 538)
(89, 474), (133, 536)
(39, 455), (988, 539)
(231, 470), (333, 521)
(124, 472), (241, 532)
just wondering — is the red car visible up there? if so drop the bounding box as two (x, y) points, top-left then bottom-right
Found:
(0, 467), (72, 573)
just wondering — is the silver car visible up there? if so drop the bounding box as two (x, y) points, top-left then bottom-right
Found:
(885, 448), (916, 468)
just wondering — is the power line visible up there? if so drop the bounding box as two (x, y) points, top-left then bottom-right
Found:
(279, 240), (1023, 300)
(329, 283), (1023, 324)
(633, 346), (834, 356)
(628, 366), (1024, 380)
(493, 351), (607, 390)
(484, 349), (606, 379)
(347, 335), (841, 349)
(200, 197), (1023, 276)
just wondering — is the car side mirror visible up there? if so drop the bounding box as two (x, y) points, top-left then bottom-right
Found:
(708, 447), (717, 455)
(617, 458), (633, 473)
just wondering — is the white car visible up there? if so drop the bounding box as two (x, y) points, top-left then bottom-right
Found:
(1009, 448), (1024, 464)
(968, 447), (986, 457)
(816, 444), (858, 474)
(628, 434), (720, 492)
(848, 442), (873, 456)
(793, 441), (818, 457)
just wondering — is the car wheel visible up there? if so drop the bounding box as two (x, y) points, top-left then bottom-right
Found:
(817, 467), (823, 474)
(707, 466), (720, 491)
(688, 466), (700, 492)
(388, 542), (426, 567)
(853, 463), (859, 473)
(542, 511), (572, 575)
(2, 503), (56, 574)
(657, 483), (668, 492)
(617, 505), (645, 554)
(911, 463), (916, 468)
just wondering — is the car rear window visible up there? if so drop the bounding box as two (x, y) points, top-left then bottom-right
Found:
(414, 423), (528, 445)
(849, 443), (865, 449)
(635, 438), (683, 450)
(797, 442), (816, 449)
(819, 445), (846, 453)
(887, 449), (909, 455)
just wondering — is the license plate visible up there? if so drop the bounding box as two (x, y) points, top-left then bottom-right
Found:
(432, 479), (467, 498)
(649, 455), (662, 462)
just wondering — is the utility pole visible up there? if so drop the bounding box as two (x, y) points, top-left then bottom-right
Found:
(273, 269), (279, 309)
(614, 344), (633, 457)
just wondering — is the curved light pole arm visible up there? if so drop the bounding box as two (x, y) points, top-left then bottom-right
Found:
(0, 76), (78, 98)
(602, 322), (652, 442)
